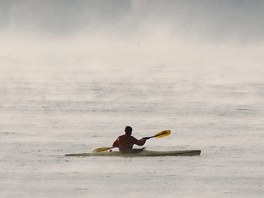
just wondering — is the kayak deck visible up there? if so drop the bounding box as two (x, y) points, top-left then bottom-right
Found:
(65, 150), (201, 157)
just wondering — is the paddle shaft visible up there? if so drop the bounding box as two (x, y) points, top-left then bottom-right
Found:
(143, 136), (155, 140)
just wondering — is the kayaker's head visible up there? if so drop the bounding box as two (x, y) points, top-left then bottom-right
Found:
(125, 126), (132, 136)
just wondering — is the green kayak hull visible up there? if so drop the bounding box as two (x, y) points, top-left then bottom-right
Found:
(65, 150), (201, 157)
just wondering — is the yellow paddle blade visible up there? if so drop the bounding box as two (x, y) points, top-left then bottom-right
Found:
(153, 130), (171, 138)
(93, 147), (112, 153)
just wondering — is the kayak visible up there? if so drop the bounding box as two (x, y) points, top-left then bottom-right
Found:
(65, 149), (201, 157)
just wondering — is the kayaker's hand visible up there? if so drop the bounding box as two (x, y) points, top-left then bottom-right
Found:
(142, 137), (151, 141)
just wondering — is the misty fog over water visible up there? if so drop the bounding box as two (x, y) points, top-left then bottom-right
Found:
(1, 1), (264, 197)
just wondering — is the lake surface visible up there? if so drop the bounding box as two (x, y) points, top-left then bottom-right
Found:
(1, 61), (264, 197)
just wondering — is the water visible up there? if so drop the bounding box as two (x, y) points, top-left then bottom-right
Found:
(1, 62), (264, 198)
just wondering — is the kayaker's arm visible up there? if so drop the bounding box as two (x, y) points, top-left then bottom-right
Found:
(112, 137), (119, 148)
(132, 137), (147, 146)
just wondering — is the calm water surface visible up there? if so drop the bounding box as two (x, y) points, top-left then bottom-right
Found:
(1, 63), (264, 197)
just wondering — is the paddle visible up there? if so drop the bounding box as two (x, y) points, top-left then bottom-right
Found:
(144, 129), (171, 139)
(92, 130), (171, 153)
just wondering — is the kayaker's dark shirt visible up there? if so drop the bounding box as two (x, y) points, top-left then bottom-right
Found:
(112, 134), (146, 153)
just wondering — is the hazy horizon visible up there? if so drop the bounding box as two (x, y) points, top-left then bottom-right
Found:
(1, 0), (264, 72)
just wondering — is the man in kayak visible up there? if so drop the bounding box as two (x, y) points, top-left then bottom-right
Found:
(112, 126), (149, 154)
